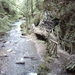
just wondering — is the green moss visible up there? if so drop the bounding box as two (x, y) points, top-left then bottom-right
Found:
(43, 0), (75, 54)
(33, 13), (40, 26)
(20, 22), (26, 28)
(38, 40), (46, 44)
(45, 56), (54, 63)
(0, 16), (11, 33)
(38, 62), (50, 75)
(20, 22), (28, 35)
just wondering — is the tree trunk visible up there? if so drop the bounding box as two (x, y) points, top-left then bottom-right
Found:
(26, 0), (29, 33)
(31, 0), (33, 17)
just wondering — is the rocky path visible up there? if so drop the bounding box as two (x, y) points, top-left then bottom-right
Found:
(0, 20), (46, 75)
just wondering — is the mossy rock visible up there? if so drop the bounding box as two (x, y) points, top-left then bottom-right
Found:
(33, 13), (40, 26)
(38, 62), (50, 75)
(21, 28), (26, 35)
(45, 56), (54, 63)
(20, 22), (27, 35)
(20, 22), (26, 28)
(21, 31), (26, 36)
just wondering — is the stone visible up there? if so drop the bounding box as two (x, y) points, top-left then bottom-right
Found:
(16, 58), (25, 64)
(47, 73), (57, 75)
(7, 49), (12, 52)
(20, 36), (26, 38)
(3, 41), (6, 43)
(0, 38), (3, 41)
(5, 41), (10, 44)
(27, 73), (37, 75)
(1, 45), (5, 47)
(0, 53), (8, 57)
(11, 51), (16, 54)
(3, 53), (8, 57)
(0, 71), (6, 75)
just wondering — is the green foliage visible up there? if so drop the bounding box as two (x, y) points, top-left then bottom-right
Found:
(38, 62), (50, 75)
(66, 61), (75, 72)
(0, 16), (10, 33)
(0, 0), (26, 34)
(0, 0), (16, 16)
(43, 0), (75, 54)
(59, 2), (75, 53)
(36, 0), (44, 11)
(45, 56), (54, 63)
(0, 0), (18, 34)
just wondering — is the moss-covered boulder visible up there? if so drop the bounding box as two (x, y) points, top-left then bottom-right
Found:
(33, 13), (40, 26)
(38, 62), (50, 75)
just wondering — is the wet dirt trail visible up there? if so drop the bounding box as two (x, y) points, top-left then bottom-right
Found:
(0, 20), (44, 75)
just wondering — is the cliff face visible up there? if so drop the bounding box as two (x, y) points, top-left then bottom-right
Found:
(43, 0), (75, 54)
(38, 1), (75, 74)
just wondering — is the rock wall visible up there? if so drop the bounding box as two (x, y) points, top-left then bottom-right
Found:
(43, 0), (75, 54)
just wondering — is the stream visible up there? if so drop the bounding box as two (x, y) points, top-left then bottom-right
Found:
(0, 20), (42, 75)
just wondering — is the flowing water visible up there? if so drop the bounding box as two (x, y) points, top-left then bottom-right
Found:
(0, 20), (42, 75)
